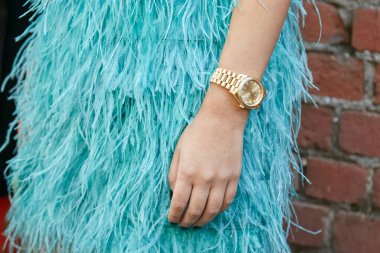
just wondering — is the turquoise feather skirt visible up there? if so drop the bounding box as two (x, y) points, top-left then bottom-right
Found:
(1, 0), (319, 252)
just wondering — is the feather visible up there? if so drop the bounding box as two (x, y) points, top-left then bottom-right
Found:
(1, 0), (320, 252)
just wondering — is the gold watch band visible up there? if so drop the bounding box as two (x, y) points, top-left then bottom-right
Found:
(209, 67), (248, 93)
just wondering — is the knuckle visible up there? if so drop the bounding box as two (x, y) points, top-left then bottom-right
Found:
(229, 172), (240, 181)
(180, 167), (196, 179)
(216, 170), (240, 182)
(187, 209), (202, 217)
(205, 207), (220, 215)
(168, 214), (181, 221)
(216, 171), (230, 182)
(199, 171), (215, 184)
(172, 201), (186, 211)
(234, 173), (241, 181)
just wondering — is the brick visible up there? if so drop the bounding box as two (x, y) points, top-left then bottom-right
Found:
(305, 158), (368, 203)
(0, 197), (10, 250)
(375, 65), (380, 104)
(333, 211), (380, 253)
(288, 201), (329, 248)
(352, 8), (380, 52)
(301, 2), (348, 44)
(308, 53), (364, 100)
(339, 111), (380, 157)
(298, 105), (334, 150)
(373, 170), (380, 209)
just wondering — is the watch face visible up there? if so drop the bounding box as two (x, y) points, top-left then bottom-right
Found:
(238, 78), (265, 108)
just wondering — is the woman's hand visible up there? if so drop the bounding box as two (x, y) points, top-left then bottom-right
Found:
(167, 0), (291, 227)
(167, 83), (249, 227)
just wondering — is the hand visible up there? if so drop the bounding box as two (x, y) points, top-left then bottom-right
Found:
(167, 83), (249, 228)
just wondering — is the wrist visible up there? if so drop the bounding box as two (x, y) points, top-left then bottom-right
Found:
(198, 83), (250, 131)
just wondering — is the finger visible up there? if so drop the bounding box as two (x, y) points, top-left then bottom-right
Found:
(168, 180), (192, 223)
(168, 149), (180, 190)
(220, 180), (238, 212)
(193, 183), (226, 227)
(180, 184), (210, 227)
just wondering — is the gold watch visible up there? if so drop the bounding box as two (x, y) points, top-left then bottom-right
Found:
(209, 67), (266, 109)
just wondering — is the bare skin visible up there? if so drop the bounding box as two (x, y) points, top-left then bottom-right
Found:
(167, 0), (291, 228)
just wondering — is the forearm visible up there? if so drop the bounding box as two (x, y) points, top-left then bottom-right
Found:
(219, 0), (291, 78)
(200, 0), (291, 124)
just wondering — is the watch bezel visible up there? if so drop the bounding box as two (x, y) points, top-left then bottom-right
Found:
(235, 76), (266, 109)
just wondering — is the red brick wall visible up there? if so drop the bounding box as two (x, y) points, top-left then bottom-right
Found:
(0, 197), (10, 250)
(291, 1), (380, 252)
